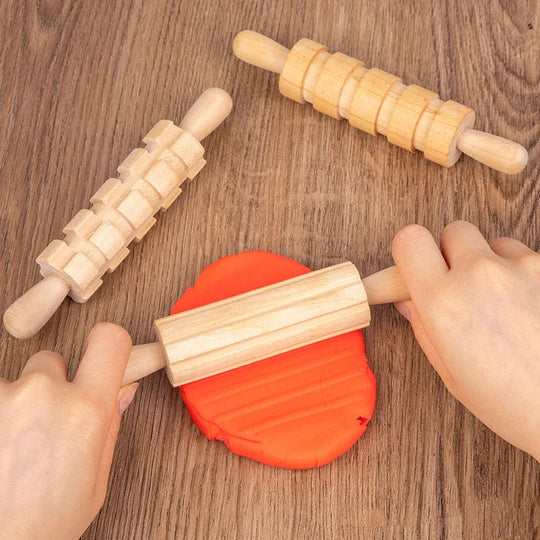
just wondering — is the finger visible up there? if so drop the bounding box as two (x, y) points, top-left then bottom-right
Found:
(74, 323), (132, 408)
(94, 383), (138, 505)
(439, 221), (493, 267)
(490, 237), (534, 260)
(394, 300), (454, 390)
(20, 351), (68, 380)
(392, 224), (449, 302)
(94, 408), (122, 506)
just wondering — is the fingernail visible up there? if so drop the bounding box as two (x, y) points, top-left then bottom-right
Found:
(394, 301), (411, 321)
(118, 382), (139, 414)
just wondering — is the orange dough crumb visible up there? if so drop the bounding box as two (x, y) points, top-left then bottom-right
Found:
(172, 251), (376, 469)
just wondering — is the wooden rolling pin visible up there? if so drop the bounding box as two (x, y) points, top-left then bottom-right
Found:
(3, 88), (233, 339)
(233, 31), (528, 174)
(123, 263), (408, 386)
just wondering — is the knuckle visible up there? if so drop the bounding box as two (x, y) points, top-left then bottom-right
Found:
(14, 372), (57, 403)
(440, 220), (468, 239)
(74, 396), (108, 427)
(28, 350), (64, 364)
(488, 237), (505, 250)
(392, 224), (429, 250)
(26, 350), (66, 374)
(426, 284), (456, 313)
(442, 220), (469, 232)
(491, 236), (513, 244)
(469, 255), (503, 276)
(466, 257), (512, 294)
(490, 237), (522, 253)
(23, 371), (55, 390)
(518, 253), (540, 273)
(91, 323), (132, 347)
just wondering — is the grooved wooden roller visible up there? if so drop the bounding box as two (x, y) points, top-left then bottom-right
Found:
(122, 263), (408, 387)
(233, 31), (528, 174)
(3, 88), (233, 339)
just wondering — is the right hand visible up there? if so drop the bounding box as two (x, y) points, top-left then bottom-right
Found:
(392, 221), (540, 461)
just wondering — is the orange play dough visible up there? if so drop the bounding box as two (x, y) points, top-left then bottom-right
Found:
(171, 251), (376, 469)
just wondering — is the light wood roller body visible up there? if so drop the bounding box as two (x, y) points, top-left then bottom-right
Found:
(122, 263), (409, 387)
(233, 31), (528, 174)
(3, 88), (233, 339)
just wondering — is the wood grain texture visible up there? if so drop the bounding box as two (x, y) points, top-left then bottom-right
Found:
(0, 0), (538, 538)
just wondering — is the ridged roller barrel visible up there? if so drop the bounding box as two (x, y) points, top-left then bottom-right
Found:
(279, 38), (475, 167)
(153, 262), (371, 386)
(37, 121), (206, 302)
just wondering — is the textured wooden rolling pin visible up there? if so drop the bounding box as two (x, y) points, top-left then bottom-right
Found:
(123, 263), (408, 386)
(3, 88), (233, 339)
(233, 31), (528, 174)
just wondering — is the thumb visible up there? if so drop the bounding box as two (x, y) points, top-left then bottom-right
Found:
(94, 382), (138, 504)
(394, 300), (453, 388)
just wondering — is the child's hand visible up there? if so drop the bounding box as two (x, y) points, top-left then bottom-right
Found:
(392, 221), (540, 461)
(0, 323), (137, 540)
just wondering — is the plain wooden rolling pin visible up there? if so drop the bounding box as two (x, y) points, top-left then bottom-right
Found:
(233, 31), (528, 175)
(4, 88), (233, 339)
(123, 263), (408, 386)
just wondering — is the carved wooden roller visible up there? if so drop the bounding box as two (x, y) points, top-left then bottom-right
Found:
(233, 31), (528, 174)
(3, 88), (233, 339)
(122, 263), (408, 387)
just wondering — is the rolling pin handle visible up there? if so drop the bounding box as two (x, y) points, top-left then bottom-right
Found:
(122, 342), (167, 386)
(3, 274), (70, 339)
(179, 88), (233, 142)
(233, 30), (290, 73)
(457, 129), (528, 175)
(362, 266), (409, 306)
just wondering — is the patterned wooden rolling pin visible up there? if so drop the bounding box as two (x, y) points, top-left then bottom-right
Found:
(4, 88), (233, 339)
(233, 31), (528, 174)
(123, 263), (408, 386)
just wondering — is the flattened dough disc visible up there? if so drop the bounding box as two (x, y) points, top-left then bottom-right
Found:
(173, 251), (376, 469)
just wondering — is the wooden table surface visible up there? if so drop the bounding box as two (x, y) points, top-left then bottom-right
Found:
(1, 1), (539, 538)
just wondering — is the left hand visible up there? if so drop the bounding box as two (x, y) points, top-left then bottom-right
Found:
(0, 323), (137, 540)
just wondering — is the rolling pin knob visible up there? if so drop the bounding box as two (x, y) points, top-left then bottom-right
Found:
(457, 129), (528, 174)
(3, 274), (70, 339)
(233, 30), (290, 73)
(179, 88), (233, 142)
(122, 342), (167, 386)
(361, 266), (409, 306)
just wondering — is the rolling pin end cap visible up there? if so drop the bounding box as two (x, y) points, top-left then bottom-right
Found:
(179, 88), (233, 142)
(232, 30), (251, 55)
(3, 275), (70, 339)
(457, 129), (528, 175)
(511, 145), (528, 174)
(3, 309), (33, 340)
(232, 30), (289, 73)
